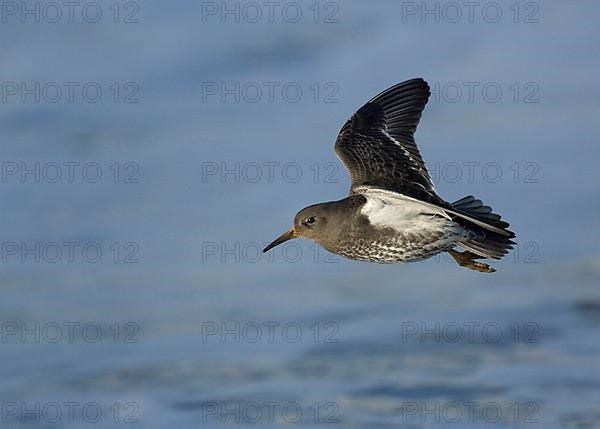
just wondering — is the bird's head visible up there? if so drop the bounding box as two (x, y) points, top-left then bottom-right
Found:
(263, 203), (332, 253)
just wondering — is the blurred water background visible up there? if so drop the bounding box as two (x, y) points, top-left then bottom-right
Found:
(1, 0), (599, 427)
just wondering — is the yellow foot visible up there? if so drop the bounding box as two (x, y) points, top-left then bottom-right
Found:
(447, 249), (496, 273)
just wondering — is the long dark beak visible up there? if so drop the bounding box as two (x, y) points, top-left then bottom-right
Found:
(263, 227), (297, 253)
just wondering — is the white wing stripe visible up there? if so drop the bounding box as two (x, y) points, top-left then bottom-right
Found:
(381, 129), (436, 191)
(357, 187), (510, 237)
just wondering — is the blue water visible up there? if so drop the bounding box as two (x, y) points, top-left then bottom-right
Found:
(1, 1), (600, 427)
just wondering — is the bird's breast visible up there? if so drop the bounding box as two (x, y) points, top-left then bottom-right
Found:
(332, 231), (457, 263)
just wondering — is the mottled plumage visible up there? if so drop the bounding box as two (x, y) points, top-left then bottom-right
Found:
(264, 78), (515, 272)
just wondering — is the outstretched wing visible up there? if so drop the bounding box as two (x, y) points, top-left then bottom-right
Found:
(334, 78), (441, 204)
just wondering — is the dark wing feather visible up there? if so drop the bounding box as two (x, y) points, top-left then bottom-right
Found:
(335, 78), (442, 204)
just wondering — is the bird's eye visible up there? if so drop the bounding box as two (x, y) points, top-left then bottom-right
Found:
(304, 216), (316, 225)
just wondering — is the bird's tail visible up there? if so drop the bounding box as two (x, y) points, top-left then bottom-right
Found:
(450, 195), (516, 260)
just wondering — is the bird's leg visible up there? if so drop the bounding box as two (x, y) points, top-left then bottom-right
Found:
(447, 249), (495, 273)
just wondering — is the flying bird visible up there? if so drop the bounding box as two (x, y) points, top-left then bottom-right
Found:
(263, 78), (515, 272)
